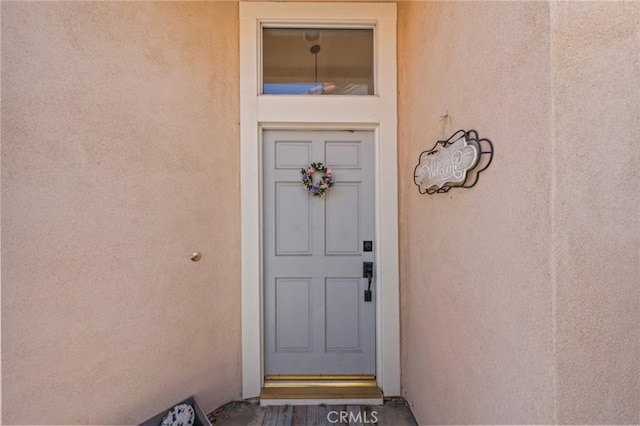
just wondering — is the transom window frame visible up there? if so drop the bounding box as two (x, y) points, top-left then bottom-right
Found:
(239, 2), (399, 399)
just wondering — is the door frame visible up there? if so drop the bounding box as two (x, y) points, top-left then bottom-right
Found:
(239, 2), (399, 398)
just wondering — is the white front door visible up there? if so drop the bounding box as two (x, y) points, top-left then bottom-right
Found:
(263, 129), (376, 375)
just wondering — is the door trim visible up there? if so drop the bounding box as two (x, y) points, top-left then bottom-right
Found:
(240, 2), (399, 399)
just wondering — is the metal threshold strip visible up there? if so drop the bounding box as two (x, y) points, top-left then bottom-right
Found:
(260, 375), (383, 405)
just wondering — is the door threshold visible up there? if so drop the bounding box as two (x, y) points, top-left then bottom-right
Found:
(260, 375), (383, 406)
(260, 397), (383, 406)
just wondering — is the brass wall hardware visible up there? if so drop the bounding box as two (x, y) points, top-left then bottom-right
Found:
(190, 252), (202, 262)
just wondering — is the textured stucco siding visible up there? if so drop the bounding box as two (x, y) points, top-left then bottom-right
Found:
(551, 2), (640, 424)
(399, 1), (639, 424)
(398, 2), (555, 424)
(1, 2), (241, 424)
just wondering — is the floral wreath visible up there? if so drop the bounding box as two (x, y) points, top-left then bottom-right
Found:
(301, 162), (334, 197)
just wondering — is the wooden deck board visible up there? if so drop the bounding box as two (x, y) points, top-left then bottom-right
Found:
(347, 405), (363, 426)
(207, 399), (417, 426)
(275, 405), (293, 426)
(291, 405), (307, 426)
(361, 405), (377, 425)
(263, 405), (279, 426)
(306, 405), (319, 426)
(318, 405), (331, 426)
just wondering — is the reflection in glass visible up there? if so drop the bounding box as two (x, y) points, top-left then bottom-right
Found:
(263, 28), (374, 95)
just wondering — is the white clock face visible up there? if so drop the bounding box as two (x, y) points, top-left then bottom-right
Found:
(161, 404), (195, 426)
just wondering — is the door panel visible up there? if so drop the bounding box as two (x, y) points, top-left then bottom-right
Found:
(325, 184), (361, 255)
(263, 130), (375, 375)
(275, 183), (311, 255)
(325, 278), (361, 351)
(275, 278), (312, 351)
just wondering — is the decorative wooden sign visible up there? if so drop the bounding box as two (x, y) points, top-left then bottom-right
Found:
(414, 129), (494, 195)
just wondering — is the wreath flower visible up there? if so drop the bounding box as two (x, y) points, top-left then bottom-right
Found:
(301, 162), (334, 197)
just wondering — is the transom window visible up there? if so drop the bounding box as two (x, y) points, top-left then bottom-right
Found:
(262, 27), (374, 95)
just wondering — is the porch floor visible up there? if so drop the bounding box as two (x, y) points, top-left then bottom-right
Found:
(207, 398), (418, 426)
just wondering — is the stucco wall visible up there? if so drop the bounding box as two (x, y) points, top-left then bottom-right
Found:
(398, 2), (555, 423)
(1, 2), (241, 424)
(551, 2), (640, 424)
(399, 1), (639, 424)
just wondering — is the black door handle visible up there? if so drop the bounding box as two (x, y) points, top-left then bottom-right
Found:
(363, 262), (373, 302)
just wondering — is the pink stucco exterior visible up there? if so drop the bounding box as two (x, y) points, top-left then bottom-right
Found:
(2, 2), (241, 424)
(398, 2), (556, 423)
(399, 2), (639, 424)
(2, 1), (638, 424)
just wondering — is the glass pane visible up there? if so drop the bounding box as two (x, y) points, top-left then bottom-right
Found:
(263, 28), (374, 95)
